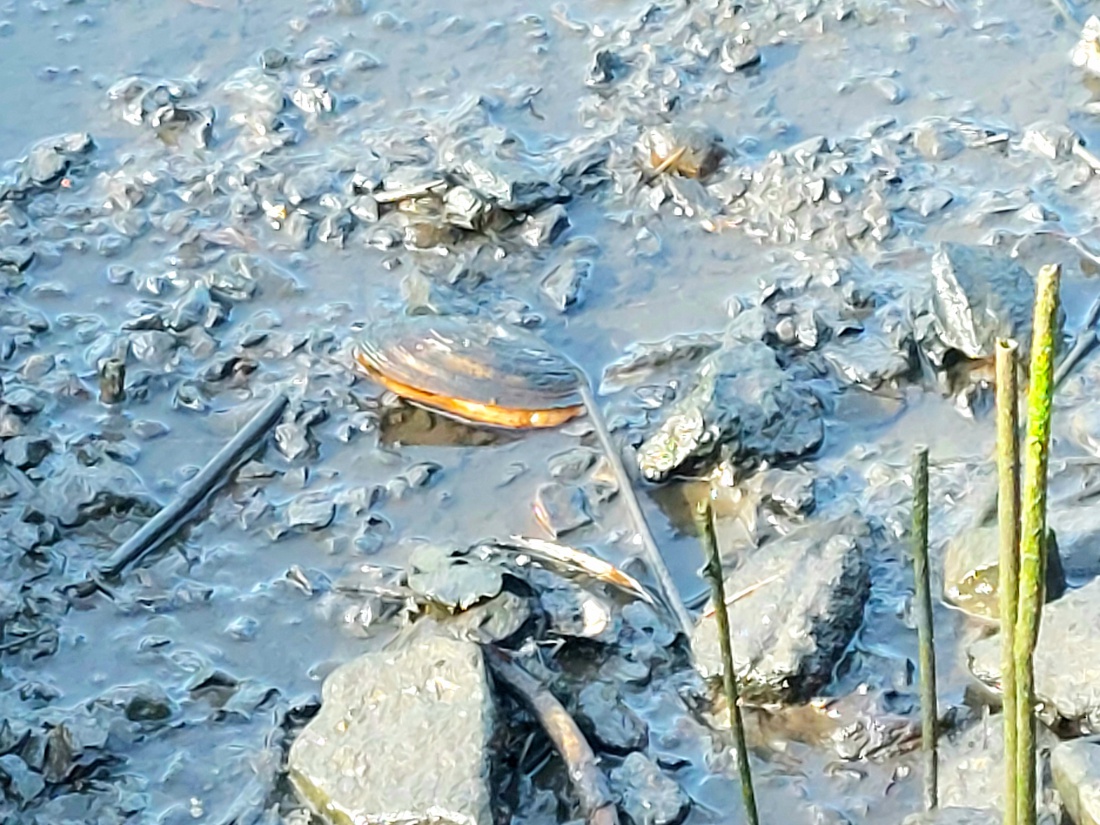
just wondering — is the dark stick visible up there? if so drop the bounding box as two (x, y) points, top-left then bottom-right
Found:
(484, 647), (619, 825)
(577, 379), (694, 642)
(996, 340), (1021, 825)
(97, 392), (289, 578)
(695, 497), (759, 825)
(911, 446), (938, 811)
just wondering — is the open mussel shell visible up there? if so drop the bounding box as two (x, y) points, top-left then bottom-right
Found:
(354, 315), (585, 429)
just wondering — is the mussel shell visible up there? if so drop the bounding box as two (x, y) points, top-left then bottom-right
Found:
(354, 315), (585, 429)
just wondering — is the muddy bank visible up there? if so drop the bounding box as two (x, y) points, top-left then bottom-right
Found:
(4, 0), (1100, 823)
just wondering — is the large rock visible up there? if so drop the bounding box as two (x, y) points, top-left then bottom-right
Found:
(1052, 736), (1100, 825)
(691, 515), (871, 702)
(920, 243), (1036, 365)
(289, 634), (494, 825)
(637, 341), (823, 482)
(969, 577), (1100, 731)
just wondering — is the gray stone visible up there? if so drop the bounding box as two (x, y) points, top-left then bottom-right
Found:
(969, 577), (1100, 730)
(1053, 735), (1100, 825)
(285, 494), (335, 531)
(33, 453), (148, 527)
(933, 715), (1059, 823)
(923, 243), (1036, 365)
(540, 259), (588, 313)
(289, 634), (494, 825)
(547, 446), (598, 482)
(610, 752), (689, 825)
(944, 526), (1065, 621)
(692, 515), (871, 702)
(576, 681), (648, 754)
(2, 436), (52, 470)
(637, 341), (823, 482)
(533, 483), (592, 537)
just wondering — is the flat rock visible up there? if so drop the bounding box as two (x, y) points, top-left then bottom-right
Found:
(533, 482), (592, 537)
(969, 577), (1100, 730)
(637, 341), (823, 482)
(285, 494), (335, 531)
(610, 752), (690, 825)
(934, 715), (1060, 823)
(289, 634), (494, 825)
(575, 681), (648, 754)
(1053, 736), (1100, 825)
(922, 243), (1036, 365)
(692, 515), (871, 702)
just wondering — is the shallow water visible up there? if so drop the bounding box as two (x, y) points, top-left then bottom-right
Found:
(4, 0), (1100, 822)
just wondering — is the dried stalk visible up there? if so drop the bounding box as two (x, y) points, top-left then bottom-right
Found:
(577, 379), (694, 641)
(484, 647), (618, 825)
(98, 392), (289, 578)
(695, 497), (759, 825)
(996, 339), (1021, 825)
(1014, 264), (1061, 825)
(911, 446), (938, 811)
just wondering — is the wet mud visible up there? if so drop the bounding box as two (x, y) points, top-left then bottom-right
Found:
(4, 0), (1100, 823)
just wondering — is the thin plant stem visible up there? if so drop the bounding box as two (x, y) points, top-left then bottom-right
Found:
(911, 446), (938, 811)
(695, 496), (759, 825)
(578, 379), (694, 641)
(1014, 263), (1061, 825)
(996, 339), (1021, 825)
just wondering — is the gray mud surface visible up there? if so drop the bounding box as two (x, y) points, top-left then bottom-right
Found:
(6, 0), (1100, 823)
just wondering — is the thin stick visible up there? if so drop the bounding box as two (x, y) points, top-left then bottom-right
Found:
(97, 392), (289, 578)
(1015, 263), (1061, 825)
(695, 496), (759, 825)
(911, 446), (938, 811)
(484, 647), (619, 825)
(577, 379), (694, 642)
(996, 339), (1021, 825)
(1052, 292), (1100, 389)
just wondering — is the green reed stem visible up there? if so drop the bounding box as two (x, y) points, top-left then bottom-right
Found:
(996, 339), (1021, 825)
(911, 446), (938, 811)
(695, 497), (759, 825)
(1014, 263), (1061, 825)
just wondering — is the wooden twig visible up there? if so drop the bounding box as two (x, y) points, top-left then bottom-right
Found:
(695, 496), (759, 825)
(576, 379), (694, 642)
(484, 647), (619, 825)
(911, 447), (938, 811)
(996, 339), (1021, 825)
(1014, 264), (1061, 825)
(97, 391), (289, 578)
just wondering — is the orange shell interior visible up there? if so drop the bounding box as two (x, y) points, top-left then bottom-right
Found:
(354, 350), (584, 430)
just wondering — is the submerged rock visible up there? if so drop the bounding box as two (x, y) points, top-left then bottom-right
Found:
(969, 577), (1100, 731)
(533, 482), (592, 537)
(575, 681), (648, 754)
(637, 341), (823, 482)
(935, 715), (1059, 822)
(692, 515), (871, 702)
(943, 526), (1065, 621)
(610, 752), (690, 825)
(1052, 736), (1100, 825)
(289, 634), (494, 825)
